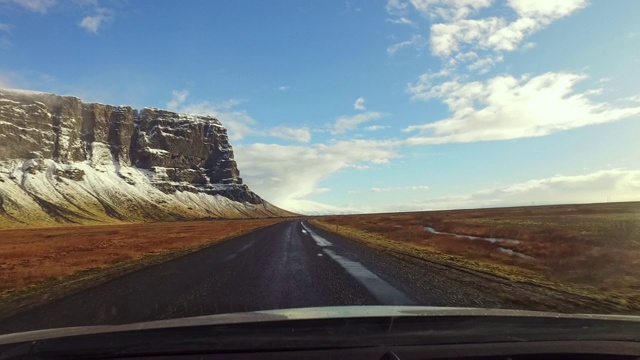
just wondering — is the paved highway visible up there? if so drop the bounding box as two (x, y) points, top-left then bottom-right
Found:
(0, 220), (511, 335)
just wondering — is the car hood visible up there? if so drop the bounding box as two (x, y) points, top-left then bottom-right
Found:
(1, 305), (640, 345)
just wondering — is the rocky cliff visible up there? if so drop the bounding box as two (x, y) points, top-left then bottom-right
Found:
(0, 88), (289, 227)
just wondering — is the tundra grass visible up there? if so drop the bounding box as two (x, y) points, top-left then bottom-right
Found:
(311, 202), (640, 313)
(0, 218), (286, 319)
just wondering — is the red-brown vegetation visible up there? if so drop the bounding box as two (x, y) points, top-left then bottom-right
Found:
(0, 219), (284, 293)
(316, 202), (640, 308)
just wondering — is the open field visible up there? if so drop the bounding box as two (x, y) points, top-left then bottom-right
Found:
(2, 202), (638, 320)
(0, 218), (286, 318)
(313, 202), (640, 312)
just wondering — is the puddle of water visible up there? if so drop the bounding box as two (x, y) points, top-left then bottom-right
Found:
(424, 226), (521, 245)
(424, 226), (534, 259)
(498, 247), (532, 259)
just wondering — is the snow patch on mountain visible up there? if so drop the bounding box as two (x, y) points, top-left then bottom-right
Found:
(0, 158), (283, 227)
(0, 88), (292, 227)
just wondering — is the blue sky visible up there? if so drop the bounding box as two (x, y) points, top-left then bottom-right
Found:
(1, 0), (639, 214)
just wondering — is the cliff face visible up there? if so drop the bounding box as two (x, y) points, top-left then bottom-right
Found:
(129, 108), (262, 204)
(0, 89), (288, 227)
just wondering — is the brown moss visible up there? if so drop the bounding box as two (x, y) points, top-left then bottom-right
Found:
(0, 219), (284, 293)
(311, 202), (640, 312)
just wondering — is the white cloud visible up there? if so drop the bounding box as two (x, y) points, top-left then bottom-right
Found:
(384, 1), (419, 27)
(410, 0), (494, 21)
(268, 126), (311, 143)
(277, 85), (290, 91)
(430, 16), (545, 57)
(405, 72), (640, 144)
(381, 169), (640, 212)
(249, 168), (640, 214)
(365, 125), (389, 131)
(403, 0), (586, 74)
(508, 0), (587, 20)
(79, 15), (103, 33)
(353, 96), (366, 111)
(464, 169), (640, 207)
(1, 0), (56, 13)
(332, 111), (383, 135)
(312, 187), (331, 194)
(275, 198), (372, 215)
(234, 139), (401, 213)
(387, 34), (425, 55)
(166, 89), (189, 109)
(181, 102), (255, 141)
(402, 66), (452, 97)
(79, 8), (112, 33)
(386, 17), (414, 26)
(167, 90), (256, 141)
(386, 0), (409, 16)
(0, 21), (13, 49)
(1, 1), (115, 35)
(467, 54), (503, 74)
(343, 1), (362, 14)
(371, 185), (430, 192)
(623, 94), (640, 103)
(170, 96), (310, 143)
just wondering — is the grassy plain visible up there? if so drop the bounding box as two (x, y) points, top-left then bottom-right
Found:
(0, 219), (285, 317)
(313, 202), (640, 312)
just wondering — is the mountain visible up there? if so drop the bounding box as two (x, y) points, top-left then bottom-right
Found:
(0, 88), (291, 228)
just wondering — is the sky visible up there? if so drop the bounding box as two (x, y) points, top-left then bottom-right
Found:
(1, 0), (639, 214)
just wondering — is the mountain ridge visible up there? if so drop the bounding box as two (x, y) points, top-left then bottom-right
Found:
(0, 88), (291, 228)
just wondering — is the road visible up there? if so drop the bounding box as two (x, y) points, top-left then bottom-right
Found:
(0, 220), (513, 335)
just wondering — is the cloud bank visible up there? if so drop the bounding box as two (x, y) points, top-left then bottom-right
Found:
(405, 72), (640, 144)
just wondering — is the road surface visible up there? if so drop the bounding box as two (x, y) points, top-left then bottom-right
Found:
(0, 220), (513, 335)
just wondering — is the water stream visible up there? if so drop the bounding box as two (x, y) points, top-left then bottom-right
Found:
(423, 226), (533, 259)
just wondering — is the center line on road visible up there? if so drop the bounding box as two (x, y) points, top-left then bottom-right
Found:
(322, 248), (415, 305)
(224, 239), (256, 261)
(301, 222), (415, 305)
(301, 223), (332, 247)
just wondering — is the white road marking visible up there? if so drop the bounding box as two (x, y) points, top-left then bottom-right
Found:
(224, 240), (256, 261)
(301, 221), (415, 305)
(301, 223), (332, 247)
(322, 248), (415, 305)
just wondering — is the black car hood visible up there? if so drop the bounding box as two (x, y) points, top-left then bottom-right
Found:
(1, 305), (639, 345)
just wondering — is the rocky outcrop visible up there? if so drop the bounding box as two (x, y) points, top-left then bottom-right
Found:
(128, 108), (262, 204)
(0, 88), (290, 227)
(0, 91), (136, 164)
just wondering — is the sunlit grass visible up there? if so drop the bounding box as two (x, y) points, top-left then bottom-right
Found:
(0, 219), (286, 318)
(312, 202), (640, 312)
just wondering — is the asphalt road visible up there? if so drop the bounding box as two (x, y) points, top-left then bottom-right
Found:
(0, 220), (512, 335)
